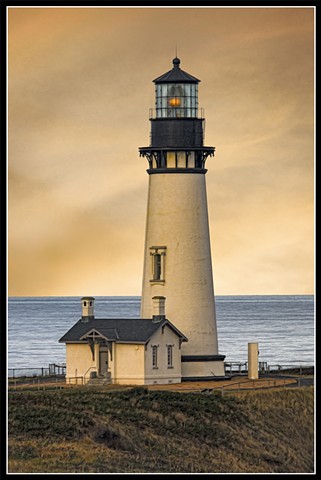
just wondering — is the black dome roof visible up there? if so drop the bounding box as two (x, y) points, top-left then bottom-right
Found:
(153, 58), (200, 84)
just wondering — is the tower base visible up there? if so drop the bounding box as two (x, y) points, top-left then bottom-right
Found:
(181, 354), (226, 380)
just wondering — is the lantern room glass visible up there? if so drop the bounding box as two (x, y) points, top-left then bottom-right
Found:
(155, 83), (198, 118)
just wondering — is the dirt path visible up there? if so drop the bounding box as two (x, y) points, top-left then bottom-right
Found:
(8, 374), (313, 392)
(146, 375), (305, 393)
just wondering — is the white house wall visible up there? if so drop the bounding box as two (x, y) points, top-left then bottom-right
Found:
(144, 323), (182, 385)
(112, 343), (145, 385)
(65, 343), (99, 384)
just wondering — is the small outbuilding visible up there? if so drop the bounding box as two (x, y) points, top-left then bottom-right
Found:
(59, 296), (188, 385)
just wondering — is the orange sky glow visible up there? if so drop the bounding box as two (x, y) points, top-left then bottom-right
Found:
(8, 6), (315, 296)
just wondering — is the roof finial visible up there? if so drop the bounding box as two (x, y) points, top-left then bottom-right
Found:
(173, 42), (180, 68)
(172, 56), (180, 68)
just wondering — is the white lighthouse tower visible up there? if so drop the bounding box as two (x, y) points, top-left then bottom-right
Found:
(139, 57), (225, 380)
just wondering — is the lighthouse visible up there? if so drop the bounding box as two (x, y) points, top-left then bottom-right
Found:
(139, 57), (225, 380)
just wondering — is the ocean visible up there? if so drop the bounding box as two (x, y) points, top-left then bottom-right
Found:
(8, 295), (314, 373)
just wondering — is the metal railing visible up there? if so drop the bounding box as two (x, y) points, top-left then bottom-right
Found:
(224, 362), (313, 376)
(206, 377), (300, 396)
(83, 367), (99, 382)
(9, 376), (66, 391)
(149, 107), (204, 119)
(266, 364), (314, 375)
(67, 376), (84, 386)
(8, 364), (66, 378)
(224, 361), (268, 375)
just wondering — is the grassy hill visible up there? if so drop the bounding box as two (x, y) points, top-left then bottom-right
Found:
(8, 386), (314, 473)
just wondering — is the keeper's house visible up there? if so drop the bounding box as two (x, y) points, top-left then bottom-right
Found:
(59, 296), (187, 385)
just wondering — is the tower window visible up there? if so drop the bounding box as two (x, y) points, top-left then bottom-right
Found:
(167, 345), (173, 368)
(84, 301), (87, 307)
(152, 345), (158, 368)
(150, 246), (166, 283)
(89, 301), (92, 306)
(153, 254), (161, 280)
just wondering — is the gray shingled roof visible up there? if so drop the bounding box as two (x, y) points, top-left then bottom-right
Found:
(59, 317), (188, 344)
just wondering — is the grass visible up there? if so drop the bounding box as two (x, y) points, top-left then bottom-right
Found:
(8, 386), (314, 473)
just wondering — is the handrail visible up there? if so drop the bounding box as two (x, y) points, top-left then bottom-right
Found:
(84, 366), (98, 380)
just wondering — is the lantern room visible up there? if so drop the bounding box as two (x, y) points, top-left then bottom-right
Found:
(154, 57), (200, 118)
(139, 57), (214, 172)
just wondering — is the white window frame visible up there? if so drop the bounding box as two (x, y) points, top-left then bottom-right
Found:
(167, 344), (174, 368)
(152, 345), (158, 368)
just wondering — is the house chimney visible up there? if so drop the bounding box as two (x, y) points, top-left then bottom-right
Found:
(152, 296), (166, 322)
(81, 296), (95, 321)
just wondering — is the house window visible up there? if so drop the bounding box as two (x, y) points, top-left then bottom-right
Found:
(150, 246), (166, 283)
(167, 345), (173, 368)
(152, 345), (158, 368)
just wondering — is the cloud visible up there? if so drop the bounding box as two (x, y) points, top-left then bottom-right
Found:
(8, 7), (314, 295)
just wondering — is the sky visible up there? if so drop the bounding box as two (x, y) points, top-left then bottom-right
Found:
(8, 6), (315, 297)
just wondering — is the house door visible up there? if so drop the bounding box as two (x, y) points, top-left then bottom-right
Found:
(99, 348), (108, 376)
